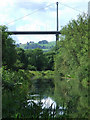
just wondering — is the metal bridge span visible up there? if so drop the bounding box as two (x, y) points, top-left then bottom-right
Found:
(6, 31), (61, 35)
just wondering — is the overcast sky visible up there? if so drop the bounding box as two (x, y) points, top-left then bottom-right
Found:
(0, 0), (89, 43)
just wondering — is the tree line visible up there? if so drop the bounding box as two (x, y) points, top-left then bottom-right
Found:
(1, 13), (89, 119)
(1, 26), (55, 71)
(54, 13), (89, 118)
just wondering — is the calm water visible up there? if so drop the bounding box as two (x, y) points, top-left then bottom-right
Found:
(27, 94), (64, 115)
(28, 95), (56, 109)
(27, 77), (65, 115)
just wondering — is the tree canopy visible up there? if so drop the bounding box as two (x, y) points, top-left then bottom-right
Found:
(0, 25), (16, 69)
(1, 13), (89, 119)
(54, 14), (88, 118)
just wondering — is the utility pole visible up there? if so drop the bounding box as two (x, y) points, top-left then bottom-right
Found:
(0, 29), (2, 120)
(88, 4), (90, 118)
(88, 2), (90, 42)
(88, 1), (90, 18)
(88, 1), (90, 66)
(56, 2), (59, 47)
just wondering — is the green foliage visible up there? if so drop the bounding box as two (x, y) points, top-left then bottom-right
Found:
(2, 13), (89, 119)
(44, 51), (56, 70)
(54, 14), (89, 118)
(25, 48), (47, 71)
(14, 48), (28, 70)
(30, 70), (55, 95)
(24, 48), (55, 71)
(27, 65), (37, 71)
(0, 25), (17, 69)
(2, 68), (33, 118)
(2, 68), (56, 118)
(33, 48), (45, 71)
(14, 48), (54, 71)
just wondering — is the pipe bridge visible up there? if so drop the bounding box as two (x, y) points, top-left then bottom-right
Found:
(6, 31), (61, 35)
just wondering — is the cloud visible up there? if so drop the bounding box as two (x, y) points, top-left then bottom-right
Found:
(15, 22), (56, 43)
(15, 1), (55, 12)
(0, 0), (16, 25)
(16, 2), (45, 10)
(0, 0), (14, 7)
(0, 14), (8, 25)
(15, 34), (56, 44)
(16, 18), (52, 31)
(60, 0), (89, 4)
(0, 0), (89, 44)
(16, 24), (39, 31)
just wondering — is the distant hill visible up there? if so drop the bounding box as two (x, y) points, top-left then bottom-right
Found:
(16, 40), (56, 52)
(38, 40), (48, 44)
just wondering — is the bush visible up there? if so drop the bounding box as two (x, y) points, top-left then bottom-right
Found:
(27, 65), (37, 71)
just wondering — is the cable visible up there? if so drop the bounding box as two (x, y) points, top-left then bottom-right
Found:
(5, 2), (55, 26)
(5, 2), (87, 27)
(58, 2), (85, 13)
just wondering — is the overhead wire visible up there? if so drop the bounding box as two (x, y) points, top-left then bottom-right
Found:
(58, 2), (84, 13)
(5, 2), (55, 26)
(5, 1), (86, 27)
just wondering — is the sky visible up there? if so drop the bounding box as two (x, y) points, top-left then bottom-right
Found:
(0, 0), (89, 44)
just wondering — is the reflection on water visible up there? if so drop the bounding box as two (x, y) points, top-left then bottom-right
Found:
(28, 76), (65, 116)
(27, 95), (64, 115)
(41, 97), (56, 109)
(28, 96), (56, 109)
